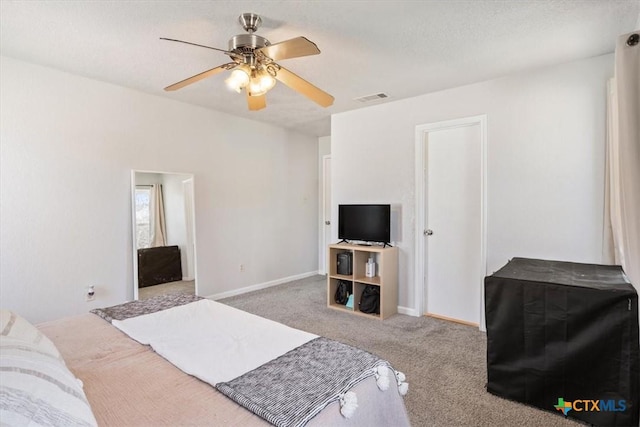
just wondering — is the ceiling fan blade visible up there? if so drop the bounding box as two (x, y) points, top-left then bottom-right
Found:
(247, 92), (267, 111)
(160, 38), (242, 60)
(257, 37), (320, 61)
(160, 37), (228, 54)
(164, 63), (237, 91)
(274, 66), (334, 107)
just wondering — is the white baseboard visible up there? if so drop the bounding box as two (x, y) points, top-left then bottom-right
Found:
(206, 271), (321, 301)
(206, 272), (419, 318)
(398, 305), (420, 317)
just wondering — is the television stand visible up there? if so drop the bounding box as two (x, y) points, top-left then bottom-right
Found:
(327, 243), (398, 320)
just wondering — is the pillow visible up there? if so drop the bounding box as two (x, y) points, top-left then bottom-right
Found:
(0, 309), (61, 359)
(0, 310), (98, 426)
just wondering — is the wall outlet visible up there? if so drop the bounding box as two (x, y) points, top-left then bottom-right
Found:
(86, 286), (96, 302)
(239, 264), (245, 272)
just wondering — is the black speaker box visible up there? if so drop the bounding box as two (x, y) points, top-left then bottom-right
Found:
(337, 252), (353, 275)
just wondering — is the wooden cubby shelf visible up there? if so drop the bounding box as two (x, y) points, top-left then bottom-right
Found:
(327, 243), (398, 320)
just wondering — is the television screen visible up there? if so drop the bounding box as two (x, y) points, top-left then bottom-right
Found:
(338, 204), (391, 243)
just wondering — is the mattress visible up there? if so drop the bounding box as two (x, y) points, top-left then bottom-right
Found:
(37, 312), (409, 426)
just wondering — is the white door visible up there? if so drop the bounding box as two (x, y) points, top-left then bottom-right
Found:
(321, 156), (332, 273)
(425, 124), (482, 325)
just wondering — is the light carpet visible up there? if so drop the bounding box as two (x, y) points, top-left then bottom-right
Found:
(139, 279), (195, 300)
(220, 275), (580, 427)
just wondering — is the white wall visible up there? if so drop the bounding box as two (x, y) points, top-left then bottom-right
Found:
(135, 173), (162, 186)
(0, 56), (319, 323)
(332, 54), (614, 312)
(318, 136), (331, 157)
(161, 173), (190, 277)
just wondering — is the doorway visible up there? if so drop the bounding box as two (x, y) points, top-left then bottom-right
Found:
(414, 115), (487, 330)
(320, 155), (332, 274)
(131, 170), (198, 300)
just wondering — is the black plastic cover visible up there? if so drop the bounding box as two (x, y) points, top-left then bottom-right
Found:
(485, 257), (639, 426)
(138, 245), (182, 288)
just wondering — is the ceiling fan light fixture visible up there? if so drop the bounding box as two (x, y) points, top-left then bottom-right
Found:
(225, 68), (250, 93)
(247, 79), (267, 96)
(247, 69), (276, 96)
(258, 69), (276, 91)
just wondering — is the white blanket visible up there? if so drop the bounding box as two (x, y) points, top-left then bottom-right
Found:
(113, 299), (317, 384)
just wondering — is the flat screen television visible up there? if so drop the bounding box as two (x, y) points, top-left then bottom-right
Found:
(338, 204), (391, 244)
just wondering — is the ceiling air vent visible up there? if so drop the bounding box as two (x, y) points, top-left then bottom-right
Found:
(354, 93), (389, 103)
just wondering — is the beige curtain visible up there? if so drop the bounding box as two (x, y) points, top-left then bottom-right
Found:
(604, 31), (640, 292)
(150, 184), (167, 247)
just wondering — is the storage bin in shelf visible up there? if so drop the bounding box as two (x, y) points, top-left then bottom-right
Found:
(326, 243), (398, 319)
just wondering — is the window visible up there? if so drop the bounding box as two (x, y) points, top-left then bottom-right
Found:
(135, 187), (151, 249)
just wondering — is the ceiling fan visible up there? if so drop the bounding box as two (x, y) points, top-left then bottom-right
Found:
(161, 13), (334, 111)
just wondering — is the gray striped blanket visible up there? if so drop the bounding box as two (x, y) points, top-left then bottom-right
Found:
(90, 293), (202, 322)
(91, 295), (405, 427)
(216, 337), (392, 427)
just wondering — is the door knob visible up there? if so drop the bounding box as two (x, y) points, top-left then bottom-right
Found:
(424, 229), (433, 236)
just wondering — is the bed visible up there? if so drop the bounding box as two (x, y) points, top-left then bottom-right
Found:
(1, 295), (410, 426)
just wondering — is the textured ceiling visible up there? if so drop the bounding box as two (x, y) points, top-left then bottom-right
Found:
(1, 1), (638, 137)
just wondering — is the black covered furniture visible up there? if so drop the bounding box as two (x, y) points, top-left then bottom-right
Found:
(137, 245), (182, 288)
(485, 257), (639, 426)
